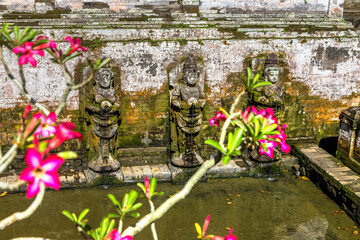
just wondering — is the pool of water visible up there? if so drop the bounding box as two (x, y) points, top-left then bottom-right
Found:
(1, 174), (359, 240)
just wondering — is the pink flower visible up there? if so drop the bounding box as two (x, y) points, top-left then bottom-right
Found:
(251, 106), (278, 125)
(104, 229), (133, 240)
(65, 36), (87, 55)
(13, 42), (44, 67)
(22, 105), (32, 120)
(202, 215), (210, 236)
(209, 229), (237, 240)
(209, 111), (227, 127)
(144, 177), (150, 199)
(33, 112), (58, 138)
(225, 229), (237, 240)
(19, 148), (64, 198)
(45, 122), (82, 154)
(35, 36), (57, 49)
(259, 139), (279, 159)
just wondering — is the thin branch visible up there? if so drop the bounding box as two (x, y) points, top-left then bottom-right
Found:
(0, 180), (26, 191)
(0, 183), (45, 230)
(0, 45), (50, 115)
(219, 91), (245, 146)
(0, 144), (18, 174)
(149, 200), (158, 240)
(11, 238), (51, 240)
(122, 152), (221, 237)
(71, 72), (94, 90)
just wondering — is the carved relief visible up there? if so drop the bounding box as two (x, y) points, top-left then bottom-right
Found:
(253, 53), (285, 111)
(169, 54), (206, 167)
(85, 68), (121, 173)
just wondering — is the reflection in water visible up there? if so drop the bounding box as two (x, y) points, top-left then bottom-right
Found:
(0, 175), (358, 240)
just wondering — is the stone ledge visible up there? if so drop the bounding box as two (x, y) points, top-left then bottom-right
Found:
(293, 143), (360, 223)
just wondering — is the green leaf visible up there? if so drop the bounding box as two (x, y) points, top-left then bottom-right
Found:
(227, 132), (233, 151)
(205, 139), (226, 154)
(62, 210), (74, 222)
(122, 193), (129, 209)
(254, 118), (260, 137)
(13, 26), (19, 42)
(100, 217), (109, 238)
(108, 194), (120, 209)
(21, 29), (36, 43)
(63, 51), (83, 63)
(247, 67), (252, 89)
(18, 27), (30, 43)
(57, 151), (78, 159)
(222, 155), (231, 165)
(253, 73), (260, 85)
(253, 81), (272, 90)
(107, 219), (115, 235)
(78, 209), (89, 222)
(150, 177), (157, 197)
(107, 213), (121, 218)
(195, 222), (202, 236)
(130, 202), (142, 211)
(233, 150), (241, 156)
(72, 213), (78, 222)
(229, 128), (244, 154)
(232, 119), (247, 130)
(137, 183), (146, 195)
(262, 123), (278, 134)
(154, 191), (164, 196)
(127, 190), (138, 208)
(95, 58), (111, 70)
(129, 212), (140, 218)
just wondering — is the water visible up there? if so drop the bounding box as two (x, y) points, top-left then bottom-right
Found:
(1, 174), (359, 240)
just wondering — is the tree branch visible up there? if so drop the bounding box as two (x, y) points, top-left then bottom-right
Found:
(121, 152), (221, 237)
(0, 183), (45, 230)
(0, 144), (18, 174)
(0, 45), (50, 115)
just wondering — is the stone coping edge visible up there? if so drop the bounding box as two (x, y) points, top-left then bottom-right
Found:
(293, 143), (360, 224)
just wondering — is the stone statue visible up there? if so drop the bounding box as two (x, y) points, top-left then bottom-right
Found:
(254, 53), (284, 110)
(169, 54), (206, 167)
(85, 68), (121, 173)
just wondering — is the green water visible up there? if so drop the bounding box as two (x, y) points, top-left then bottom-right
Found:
(0, 175), (359, 240)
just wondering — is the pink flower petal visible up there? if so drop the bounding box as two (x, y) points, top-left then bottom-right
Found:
(41, 172), (61, 190)
(18, 55), (28, 65)
(42, 155), (64, 172)
(25, 148), (42, 168)
(13, 46), (25, 54)
(46, 112), (57, 124)
(26, 178), (41, 199)
(19, 168), (35, 182)
(28, 56), (37, 67)
(203, 215), (210, 236)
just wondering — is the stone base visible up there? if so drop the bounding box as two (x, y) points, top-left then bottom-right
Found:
(171, 152), (204, 167)
(88, 156), (120, 173)
(206, 159), (249, 179)
(84, 169), (124, 186)
(168, 163), (205, 184)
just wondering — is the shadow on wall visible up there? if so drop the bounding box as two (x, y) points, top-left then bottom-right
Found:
(319, 136), (338, 157)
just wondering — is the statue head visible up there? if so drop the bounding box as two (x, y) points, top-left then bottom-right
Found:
(95, 68), (114, 89)
(182, 54), (199, 87)
(264, 53), (281, 83)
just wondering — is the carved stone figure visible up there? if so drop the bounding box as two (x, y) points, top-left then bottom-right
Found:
(86, 68), (120, 173)
(254, 53), (284, 111)
(169, 54), (206, 167)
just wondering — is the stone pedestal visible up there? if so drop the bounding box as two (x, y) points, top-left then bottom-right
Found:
(337, 107), (360, 174)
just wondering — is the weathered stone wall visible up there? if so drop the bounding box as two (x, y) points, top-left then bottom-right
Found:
(0, 1), (357, 172)
(0, 0), (344, 17)
(344, 0), (360, 29)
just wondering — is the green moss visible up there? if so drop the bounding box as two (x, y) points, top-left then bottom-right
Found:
(161, 23), (190, 28)
(88, 175), (124, 186)
(80, 37), (106, 50)
(197, 39), (204, 45)
(177, 38), (188, 46)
